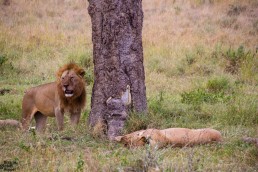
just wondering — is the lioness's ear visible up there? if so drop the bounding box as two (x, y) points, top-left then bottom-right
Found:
(140, 136), (148, 144)
(79, 69), (85, 77)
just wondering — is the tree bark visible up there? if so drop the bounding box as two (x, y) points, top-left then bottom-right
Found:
(3, 0), (10, 6)
(88, 0), (147, 139)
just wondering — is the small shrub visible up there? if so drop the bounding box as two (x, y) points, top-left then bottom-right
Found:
(184, 46), (203, 66)
(223, 45), (247, 74)
(227, 4), (246, 16)
(222, 46), (258, 83)
(0, 54), (7, 66)
(176, 64), (185, 75)
(185, 53), (196, 65)
(181, 88), (229, 105)
(206, 77), (230, 93)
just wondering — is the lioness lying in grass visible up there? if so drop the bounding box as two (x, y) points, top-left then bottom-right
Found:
(115, 128), (222, 148)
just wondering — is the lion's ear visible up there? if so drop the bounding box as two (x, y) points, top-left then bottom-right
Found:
(78, 69), (85, 77)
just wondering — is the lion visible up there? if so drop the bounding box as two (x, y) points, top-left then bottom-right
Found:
(21, 63), (86, 132)
(115, 128), (222, 148)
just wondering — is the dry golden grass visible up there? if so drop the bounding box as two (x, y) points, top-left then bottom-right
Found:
(143, 0), (258, 95)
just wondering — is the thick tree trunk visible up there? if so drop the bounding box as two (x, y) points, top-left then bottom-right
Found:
(88, 0), (147, 139)
(3, 0), (10, 6)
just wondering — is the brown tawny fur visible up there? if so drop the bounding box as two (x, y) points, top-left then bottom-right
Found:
(115, 128), (222, 148)
(21, 62), (86, 132)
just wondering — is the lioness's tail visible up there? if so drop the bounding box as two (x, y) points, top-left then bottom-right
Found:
(0, 119), (22, 129)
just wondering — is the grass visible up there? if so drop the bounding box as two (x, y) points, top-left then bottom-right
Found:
(0, 0), (258, 171)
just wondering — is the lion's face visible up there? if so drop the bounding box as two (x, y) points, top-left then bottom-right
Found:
(60, 70), (85, 98)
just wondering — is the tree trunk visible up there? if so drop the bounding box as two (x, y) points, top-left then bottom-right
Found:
(88, 0), (147, 139)
(3, 0), (10, 6)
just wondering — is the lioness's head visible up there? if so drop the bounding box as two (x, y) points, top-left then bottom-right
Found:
(57, 63), (85, 98)
(115, 130), (147, 147)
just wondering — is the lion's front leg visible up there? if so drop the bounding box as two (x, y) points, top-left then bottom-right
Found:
(55, 107), (64, 130)
(70, 110), (81, 126)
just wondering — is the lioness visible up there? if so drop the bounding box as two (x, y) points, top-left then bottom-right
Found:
(21, 63), (86, 132)
(115, 128), (222, 148)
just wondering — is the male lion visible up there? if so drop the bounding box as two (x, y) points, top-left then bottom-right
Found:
(21, 63), (86, 132)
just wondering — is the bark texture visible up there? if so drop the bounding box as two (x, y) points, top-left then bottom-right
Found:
(3, 0), (10, 6)
(88, 0), (147, 138)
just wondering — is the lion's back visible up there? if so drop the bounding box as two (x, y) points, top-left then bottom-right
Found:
(22, 82), (58, 116)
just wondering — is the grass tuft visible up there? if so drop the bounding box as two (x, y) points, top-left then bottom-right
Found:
(206, 77), (230, 93)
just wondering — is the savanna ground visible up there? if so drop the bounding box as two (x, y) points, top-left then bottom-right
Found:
(0, 0), (258, 171)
